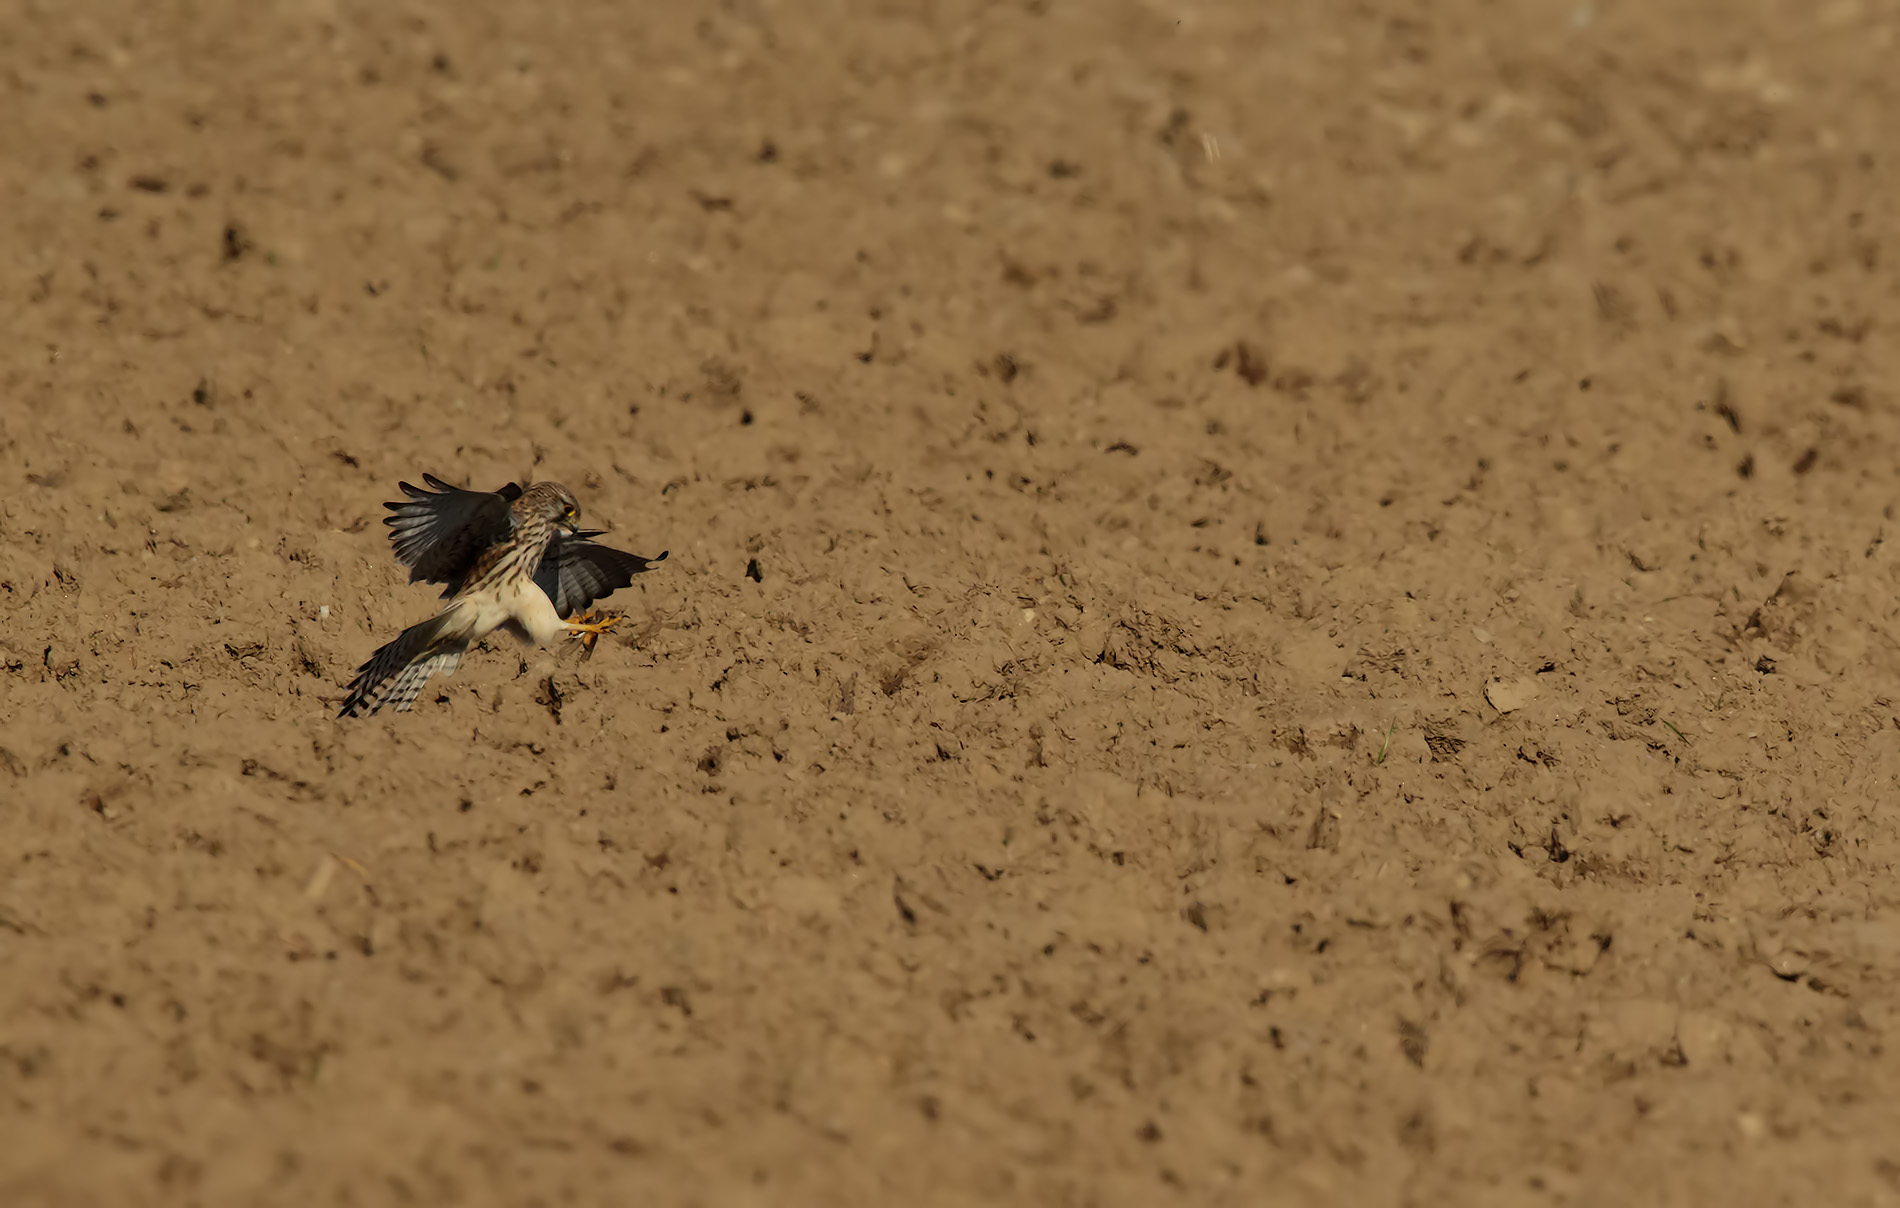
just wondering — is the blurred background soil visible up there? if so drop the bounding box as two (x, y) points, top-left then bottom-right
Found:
(4, 1), (1900, 1204)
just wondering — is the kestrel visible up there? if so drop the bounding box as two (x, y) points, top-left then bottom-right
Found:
(338, 475), (667, 718)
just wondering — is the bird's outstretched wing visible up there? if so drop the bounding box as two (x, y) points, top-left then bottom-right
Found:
(534, 532), (669, 619)
(382, 474), (523, 593)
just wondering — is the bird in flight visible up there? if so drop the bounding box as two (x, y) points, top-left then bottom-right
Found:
(338, 475), (667, 718)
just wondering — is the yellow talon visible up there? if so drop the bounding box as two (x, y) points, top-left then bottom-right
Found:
(567, 610), (623, 658)
(566, 610), (620, 636)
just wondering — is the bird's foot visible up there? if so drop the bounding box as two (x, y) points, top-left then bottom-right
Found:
(566, 611), (624, 659)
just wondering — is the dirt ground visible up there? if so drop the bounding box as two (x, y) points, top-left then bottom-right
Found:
(4, 0), (1900, 1204)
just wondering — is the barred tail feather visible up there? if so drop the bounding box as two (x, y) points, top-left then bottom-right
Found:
(380, 647), (464, 715)
(337, 610), (468, 718)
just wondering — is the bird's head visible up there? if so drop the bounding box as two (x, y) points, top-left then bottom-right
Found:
(527, 482), (584, 534)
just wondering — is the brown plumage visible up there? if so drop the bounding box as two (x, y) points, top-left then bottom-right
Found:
(338, 477), (667, 718)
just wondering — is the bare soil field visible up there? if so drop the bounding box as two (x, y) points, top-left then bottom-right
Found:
(4, 1), (1900, 1204)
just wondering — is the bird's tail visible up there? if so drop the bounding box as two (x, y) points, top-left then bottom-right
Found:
(337, 608), (469, 718)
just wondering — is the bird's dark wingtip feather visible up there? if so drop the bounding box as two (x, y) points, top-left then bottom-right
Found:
(422, 473), (455, 491)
